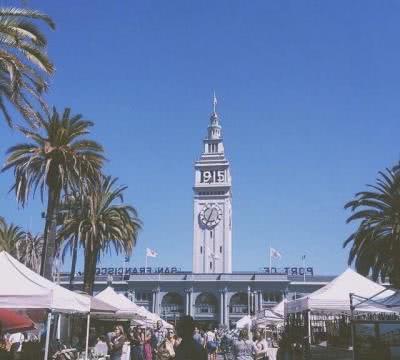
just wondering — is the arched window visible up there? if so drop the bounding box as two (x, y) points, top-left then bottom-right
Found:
(195, 293), (218, 314)
(229, 293), (248, 314)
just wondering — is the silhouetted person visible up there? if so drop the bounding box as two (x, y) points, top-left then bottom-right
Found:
(175, 316), (207, 360)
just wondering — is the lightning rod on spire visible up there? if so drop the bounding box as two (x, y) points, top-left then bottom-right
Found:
(213, 91), (217, 114)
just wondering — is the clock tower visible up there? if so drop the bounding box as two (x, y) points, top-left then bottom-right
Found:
(192, 95), (232, 273)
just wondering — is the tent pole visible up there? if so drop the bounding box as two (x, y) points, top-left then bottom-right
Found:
(85, 313), (91, 360)
(350, 293), (356, 360)
(56, 314), (61, 340)
(44, 312), (52, 360)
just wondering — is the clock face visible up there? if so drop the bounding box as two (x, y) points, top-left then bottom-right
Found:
(199, 204), (223, 228)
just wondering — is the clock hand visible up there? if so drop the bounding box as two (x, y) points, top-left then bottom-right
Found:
(208, 208), (217, 222)
(206, 209), (213, 222)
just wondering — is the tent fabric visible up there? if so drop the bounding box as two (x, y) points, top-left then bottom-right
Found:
(286, 268), (393, 314)
(286, 268), (392, 314)
(272, 300), (285, 317)
(95, 289), (173, 328)
(121, 296), (173, 328)
(256, 308), (284, 326)
(90, 296), (118, 313)
(117, 296), (151, 318)
(236, 315), (252, 329)
(355, 290), (400, 313)
(95, 287), (143, 318)
(0, 309), (35, 333)
(74, 291), (118, 314)
(376, 291), (400, 309)
(0, 251), (90, 313)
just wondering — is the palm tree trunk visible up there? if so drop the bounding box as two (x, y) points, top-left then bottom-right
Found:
(40, 187), (61, 280)
(69, 234), (79, 290)
(83, 247), (98, 295)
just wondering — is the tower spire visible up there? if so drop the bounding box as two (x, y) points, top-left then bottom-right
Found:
(213, 91), (217, 114)
(208, 92), (221, 140)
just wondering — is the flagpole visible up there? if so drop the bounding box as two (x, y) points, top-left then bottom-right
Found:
(303, 256), (306, 283)
(145, 253), (148, 270)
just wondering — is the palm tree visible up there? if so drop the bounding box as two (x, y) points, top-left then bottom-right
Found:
(17, 232), (43, 272)
(0, 7), (55, 126)
(2, 107), (104, 279)
(0, 219), (25, 257)
(58, 191), (85, 289)
(344, 168), (400, 287)
(58, 176), (142, 295)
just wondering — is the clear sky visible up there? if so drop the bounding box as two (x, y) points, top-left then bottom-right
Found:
(1, 0), (400, 275)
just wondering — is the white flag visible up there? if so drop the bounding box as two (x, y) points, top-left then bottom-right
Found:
(270, 247), (282, 260)
(146, 248), (158, 258)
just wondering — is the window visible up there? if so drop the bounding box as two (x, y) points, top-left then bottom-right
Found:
(220, 246), (222, 253)
(200, 246), (203, 254)
(210, 262), (212, 269)
(210, 231), (213, 238)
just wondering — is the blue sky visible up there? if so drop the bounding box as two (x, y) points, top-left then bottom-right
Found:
(1, 0), (400, 275)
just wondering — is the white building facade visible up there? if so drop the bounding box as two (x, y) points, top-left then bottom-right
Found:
(192, 97), (232, 273)
(62, 96), (335, 328)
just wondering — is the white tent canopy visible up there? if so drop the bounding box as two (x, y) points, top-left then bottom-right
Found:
(286, 268), (392, 314)
(272, 299), (285, 317)
(95, 287), (143, 318)
(120, 296), (173, 329)
(376, 291), (400, 311)
(236, 315), (252, 329)
(94, 288), (173, 328)
(0, 251), (90, 313)
(354, 289), (400, 313)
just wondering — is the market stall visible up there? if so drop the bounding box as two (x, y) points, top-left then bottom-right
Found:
(0, 251), (91, 360)
(285, 268), (393, 347)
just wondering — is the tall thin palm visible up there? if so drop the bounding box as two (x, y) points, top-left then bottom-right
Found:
(0, 7), (55, 126)
(58, 176), (142, 295)
(2, 107), (104, 279)
(58, 191), (85, 289)
(0, 219), (25, 257)
(17, 232), (43, 272)
(344, 168), (400, 287)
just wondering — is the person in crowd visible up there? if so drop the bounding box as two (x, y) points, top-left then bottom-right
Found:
(254, 331), (268, 360)
(8, 332), (24, 360)
(156, 329), (175, 360)
(232, 328), (257, 360)
(94, 335), (109, 356)
(173, 334), (181, 350)
(130, 327), (144, 360)
(110, 325), (127, 360)
(0, 327), (10, 360)
(214, 328), (220, 352)
(175, 316), (207, 360)
(151, 321), (165, 359)
(143, 329), (153, 360)
(205, 326), (217, 360)
(219, 331), (234, 358)
(192, 327), (203, 347)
